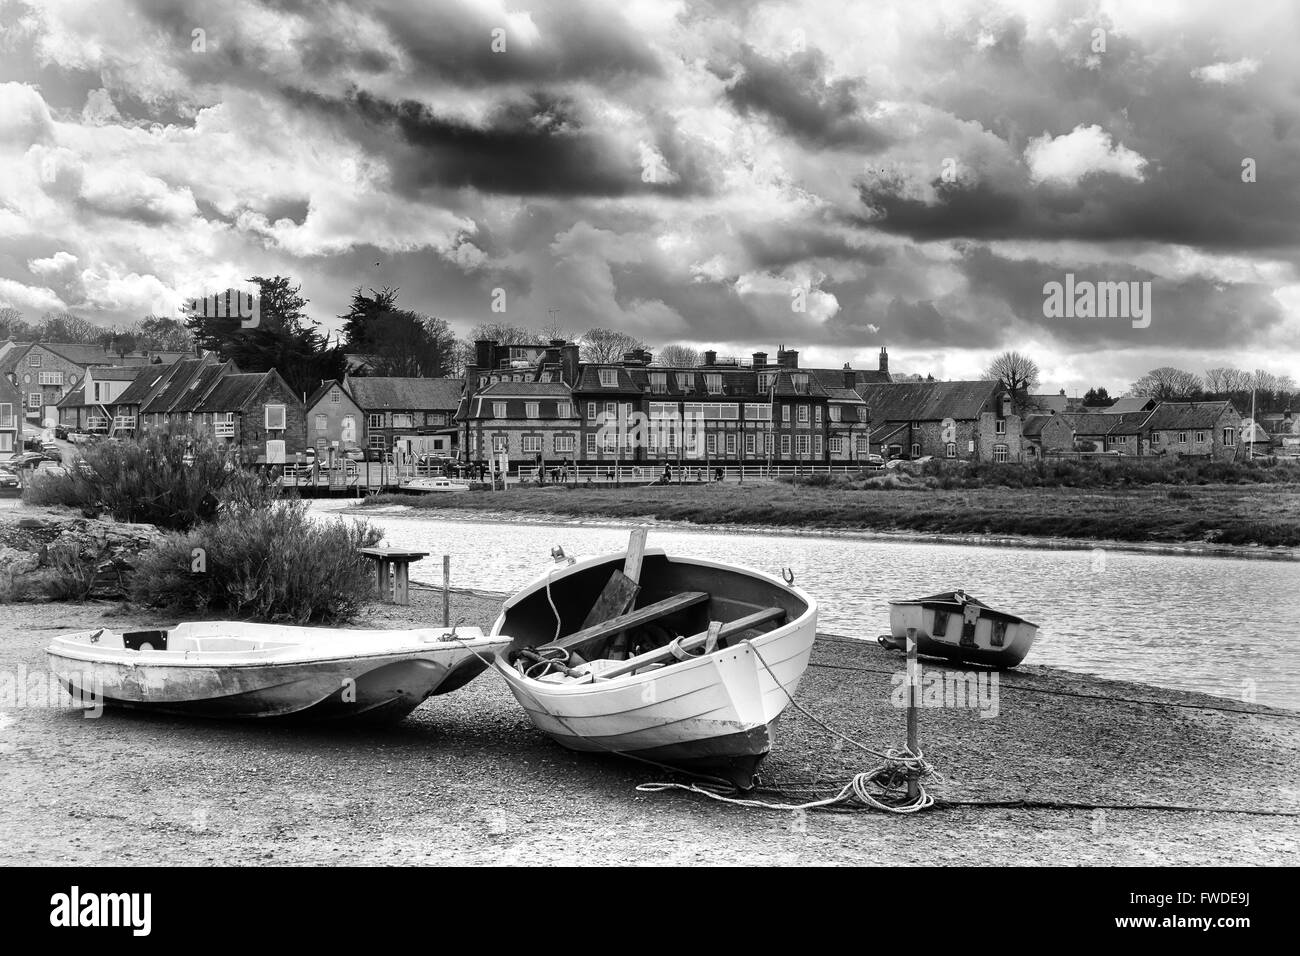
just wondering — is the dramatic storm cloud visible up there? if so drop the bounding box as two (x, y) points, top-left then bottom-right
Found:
(1, 0), (1298, 393)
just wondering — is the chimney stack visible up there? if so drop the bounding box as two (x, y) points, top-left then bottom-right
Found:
(560, 343), (580, 385)
(843, 363), (856, 390)
(703, 350), (717, 366)
(777, 349), (799, 369)
(752, 351), (767, 368)
(475, 339), (497, 371)
(879, 346), (889, 374)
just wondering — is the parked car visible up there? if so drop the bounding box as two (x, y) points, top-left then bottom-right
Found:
(343, 445), (365, 461)
(10, 452), (50, 469)
(0, 469), (19, 488)
(54, 425), (69, 440)
(860, 454), (886, 468)
(23, 436), (42, 451)
(41, 444), (62, 463)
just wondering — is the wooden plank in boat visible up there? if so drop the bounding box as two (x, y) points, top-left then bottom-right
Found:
(581, 570), (640, 631)
(540, 591), (709, 655)
(606, 528), (648, 660)
(596, 607), (786, 680)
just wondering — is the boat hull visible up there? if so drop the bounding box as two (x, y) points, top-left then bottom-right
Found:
(492, 552), (817, 788)
(889, 596), (1038, 667)
(47, 623), (506, 725)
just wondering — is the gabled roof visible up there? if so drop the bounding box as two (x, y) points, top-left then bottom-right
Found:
(1108, 411), (1155, 435)
(857, 380), (1002, 421)
(168, 363), (233, 413)
(823, 386), (866, 404)
(57, 386), (87, 408)
(1029, 393), (1070, 414)
(1106, 395), (1156, 414)
(114, 361), (186, 406)
(140, 358), (217, 415)
(196, 372), (272, 413)
(86, 365), (149, 382)
(344, 376), (464, 411)
(1021, 414), (1055, 438)
(1060, 412), (1122, 436)
(1145, 401), (1236, 430)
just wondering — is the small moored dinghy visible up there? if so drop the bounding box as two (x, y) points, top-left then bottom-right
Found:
(400, 476), (469, 493)
(491, 533), (818, 789)
(47, 622), (508, 724)
(882, 590), (1039, 667)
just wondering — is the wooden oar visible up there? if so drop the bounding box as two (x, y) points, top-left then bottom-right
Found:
(590, 607), (786, 681)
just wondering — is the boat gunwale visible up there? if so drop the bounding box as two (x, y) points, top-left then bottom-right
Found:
(888, 597), (1039, 629)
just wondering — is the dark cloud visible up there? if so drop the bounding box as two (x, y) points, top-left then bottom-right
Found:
(716, 46), (889, 150)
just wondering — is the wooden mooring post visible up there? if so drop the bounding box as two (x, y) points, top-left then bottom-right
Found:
(905, 626), (920, 801)
(442, 554), (451, 628)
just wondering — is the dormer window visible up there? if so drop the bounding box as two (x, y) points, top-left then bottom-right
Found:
(599, 368), (618, 387)
(650, 372), (668, 394)
(792, 374), (809, 395)
(758, 371), (777, 392)
(676, 373), (693, 392)
(704, 373), (723, 395)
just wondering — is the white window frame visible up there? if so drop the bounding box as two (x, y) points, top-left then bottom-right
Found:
(746, 434), (756, 455)
(1177, 432), (1187, 444)
(492, 435), (508, 453)
(368, 413), (384, 428)
(946, 442), (956, 459)
(828, 437), (843, 454)
(781, 435), (791, 456)
(650, 373), (668, 394)
(726, 433), (736, 456)
(1194, 431), (1206, 444)
(265, 405), (286, 430)
(996, 418), (1006, 435)
(587, 402), (596, 421)
(28, 392), (42, 409)
(994, 444), (1010, 463)
(492, 402), (507, 419)
(828, 406), (841, 423)
(598, 368), (619, 388)
(676, 373), (693, 392)
(526, 402), (539, 419)
(558, 402), (572, 419)
(585, 434), (597, 456)
(782, 404), (791, 423)
(555, 435), (575, 454)
(704, 373), (723, 395)
(797, 405), (809, 425)
(315, 413), (328, 434)
(28, 354), (41, 367)
(1223, 428), (1235, 446)
(796, 435), (811, 457)
(522, 435), (543, 454)
(392, 413), (414, 429)
(910, 442), (921, 458)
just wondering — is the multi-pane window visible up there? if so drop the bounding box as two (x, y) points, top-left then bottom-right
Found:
(704, 373), (723, 394)
(1223, 428), (1235, 446)
(910, 443), (921, 458)
(368, 413), (383, 428)
(797, 405), (809, 424)
(828, 437), (843, 453)
(814, 406), (822, 424)
(555, 436), (575, 453)
(604, 401), (617, 422)
(706, 434), (717, 455)
(676, 373), (693, 392)
(856, 437), (869, 457)
(1177, 432), (1187, 444)
(27, 393), (41, 409)
(813, 436), (822, 457)
(526, 402), (539, 419)
(38, 371), (62, 385)
(585, 434), (597, 456)
(392, 414), (413, 429)
(796, 435), (810, 456)
(0, 403), (11, 426)
(586, 402), (596, 421)
(598, 368), (618, 387)
(492, 402), (507, 419)
(782, 404), (791, 423)
(315, 414), (327, 434)
(1194, 431), (1206, 444)
(828, 406), (841, 422)
(744, 405), (772, 421)
(492, 435), (508, 452)
(558, 402), (572, 419)
(522, 436), (542, 454)
(369, 435), (386, 450)
(649, 373), (668, 394)
(792, 374), (809, 394)
(946, 442), (956, 458)
(746, 434), (756, 455)
(758, 371), (777, 392)
(995, 419), (1006, 435)
(780, 435), (791, 456)
(726, 434), (736, 456)
(28, 354), (40, 367)
(994, 444), (1010, 463)
(330, 389), (340, 404)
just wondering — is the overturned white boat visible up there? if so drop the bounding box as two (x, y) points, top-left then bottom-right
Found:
(47, 621), (508, 724)
(492, 543), (818, 789)
(884, 590), (1039, 668)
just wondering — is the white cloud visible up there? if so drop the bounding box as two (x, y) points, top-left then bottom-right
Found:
(0, 277), (65, 313)
(1024, 125), (1147, 188)
(1191, 58), (1261, 85)
(28, 251), (79, 276)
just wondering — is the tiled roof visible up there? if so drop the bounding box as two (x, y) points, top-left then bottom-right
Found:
(1108, 411), (1155, 435)
(1029, 394), (1070, 414)
(168, 364), (232, 413)
(479, 381), (573, 397)
(1145, 402), (1235, 430)
(57, 386), (86, 408)
(823, 386), (866, 403)
(857, 380), (1002, 421)
(114, 362), (183, 406)
(89, 365), (151, 382)
(345, 376), (464, 411)
(574, 366), (646, 394)
(196, 373), (269, 412)
(810, 368), (891, 391)
(1021, 414), (1053, 438)
(1061, 412), (1122, 436)
(1107, 396), (1156, 414)
(140, 358), (214, 414)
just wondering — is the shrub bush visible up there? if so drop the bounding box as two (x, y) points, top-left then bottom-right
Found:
(24, 429), (278, 531)
(129, 500), (383, 623)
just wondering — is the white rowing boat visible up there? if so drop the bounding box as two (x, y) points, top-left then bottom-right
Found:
(400, 477), (469, 493)
(47, 622), (508, 724)
(884, 590), (1039, 667)
(491, 545), (818, 789)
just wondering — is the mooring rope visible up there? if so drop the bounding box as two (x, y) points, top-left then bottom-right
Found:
(637, 638), (938, 813)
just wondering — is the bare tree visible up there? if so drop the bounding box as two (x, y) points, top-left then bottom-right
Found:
(1130, 367), (1204, 401)
(580, 327), (645, 364)
(657, 344), (700, 367)
(467, 323), (546, 345)
(983, 350), (1040, 393)
(1204, 367), (1251, 393)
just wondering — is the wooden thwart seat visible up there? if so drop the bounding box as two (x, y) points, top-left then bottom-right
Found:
(595, 607), (787, 680)
(539, 591), (709, 655)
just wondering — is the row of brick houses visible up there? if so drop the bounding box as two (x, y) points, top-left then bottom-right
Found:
(1022, 402), (1245, 460)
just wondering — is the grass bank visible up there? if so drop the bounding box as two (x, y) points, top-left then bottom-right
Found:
(361, 482), (1300, 549)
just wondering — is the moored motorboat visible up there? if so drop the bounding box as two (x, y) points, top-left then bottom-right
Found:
(400, 476), (469, 493)
(491, 543), (818, 789)
(47, 621), (508, 724)
(882, 590), (1039, 667)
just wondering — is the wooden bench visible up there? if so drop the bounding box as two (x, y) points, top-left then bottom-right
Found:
(360, 548), (429, 606)
(539, 591), (709, 655)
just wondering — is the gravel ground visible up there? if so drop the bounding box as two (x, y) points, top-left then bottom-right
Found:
(2, 591), (1297, 865)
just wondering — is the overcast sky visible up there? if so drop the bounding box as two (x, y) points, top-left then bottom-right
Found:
(2, 0), (1298, 394)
